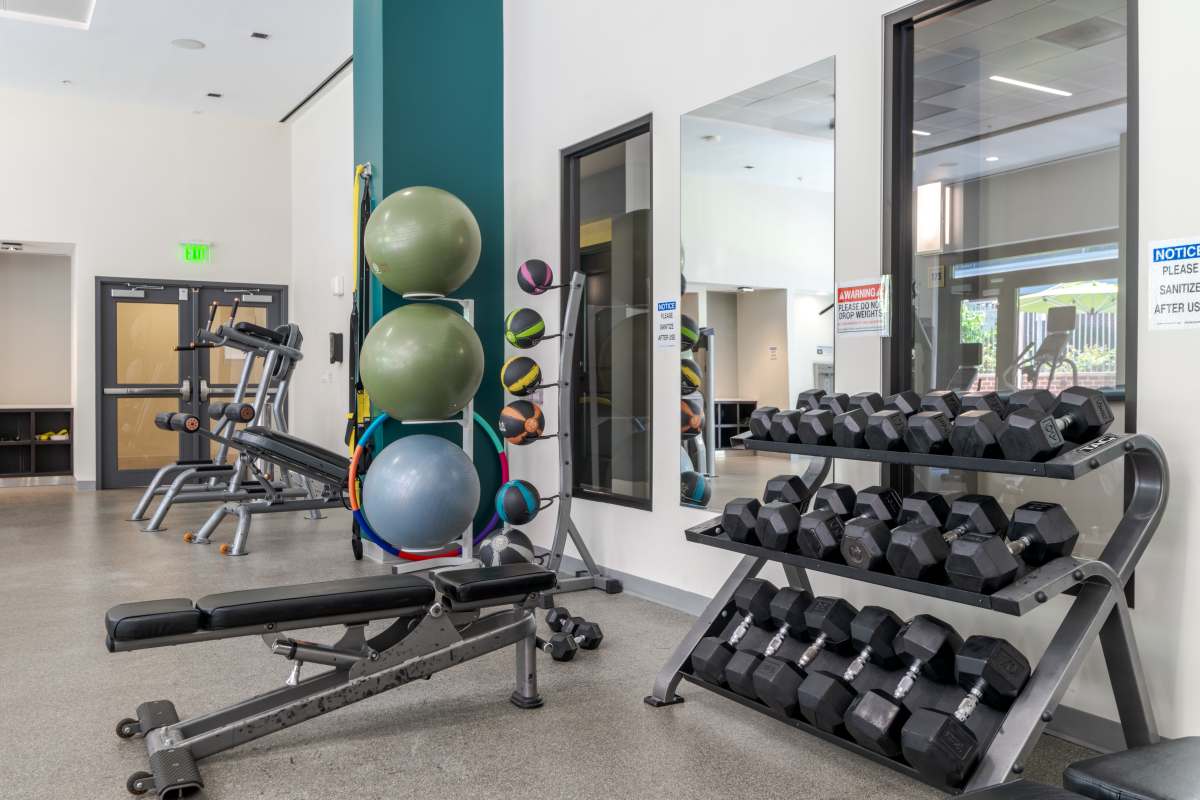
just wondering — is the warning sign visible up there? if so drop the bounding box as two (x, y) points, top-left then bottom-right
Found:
(836, 277), (890, 337)
(1149, 237), (1200, 329)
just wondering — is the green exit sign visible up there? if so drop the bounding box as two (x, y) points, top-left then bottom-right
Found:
(179, 242), (211, 264)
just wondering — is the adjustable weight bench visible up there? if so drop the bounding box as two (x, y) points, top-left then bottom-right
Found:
(106, 562), (556, 798)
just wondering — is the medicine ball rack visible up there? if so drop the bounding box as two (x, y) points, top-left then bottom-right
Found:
(645, 429), (1168, 792)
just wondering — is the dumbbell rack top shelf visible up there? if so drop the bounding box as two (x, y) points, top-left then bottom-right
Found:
(647, 429), (1169, 793)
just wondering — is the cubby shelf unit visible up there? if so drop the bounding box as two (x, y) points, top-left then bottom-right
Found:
(0, 408), (73, 478)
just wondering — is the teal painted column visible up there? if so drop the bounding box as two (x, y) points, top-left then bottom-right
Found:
(353, 0), (505, 535)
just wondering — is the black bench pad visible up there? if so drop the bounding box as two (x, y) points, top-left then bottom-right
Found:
(233, 320), (285, 345)
(959, 781), (1085, 800)
(107, 599), (201, 642)
(1064, 737), (1200, 800)
(197, 574), (435, 629)
(433, 563), (556, 604)
(233, 427), (349, 485)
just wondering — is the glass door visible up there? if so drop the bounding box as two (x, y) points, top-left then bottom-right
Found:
(98, 282), (198, 488)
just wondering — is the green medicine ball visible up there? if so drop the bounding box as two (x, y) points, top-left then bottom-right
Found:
(681, 358), (703, 395)
(364, 186), (482, 297)
(501, 355), (542, 396)
(360, 303), (484, 420)
(505, 307), (546, 349)
(680, 314), (700, 351)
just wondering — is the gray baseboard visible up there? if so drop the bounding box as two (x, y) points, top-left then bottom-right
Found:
(558, 553), (1128, 756)
(76, 480), (96, 491)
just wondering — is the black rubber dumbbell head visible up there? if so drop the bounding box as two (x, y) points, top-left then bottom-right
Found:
(832, 408), (869, 448)
(796, 606), (903, 732)
(796, 510), (845, 560)
(819, 392), (851, 415)
(769, 409), (805, 443)
(546, 607), (572, 632)
(840, 487), (903, 571)
(752, 596), (857, 716)
(573, 620), (603, 649)
(886, 391), (922, 416)
(996, 407), (1066, 461)
(755, 501), (801, 551)
(722, 497), (761, 544)
(723, 588), (811, 698)
(999, 386), (1114, 461)
(865, 409), (909, 451)
(795, 389), (827, 411)
(544, 633), (579, 661)
(798, 409), (836, 445)
(950, 410), (1005, 458)
(1007, 388), (1056, 415)
(1055, 386), (1114, 441)
(921, 390), (962, 419)
(959, 391), (1006, 417)
(898, 491), (951, 528)
(812, 483), (856, 518)
(944, 533), (1022, 593)
(749, 406), (778, 439)
(946, 500), (1077, 592)
(850, 392), (886, 415)
(1007, 500), (1078, 563)
(688, 579), (777, 684)
(886, 494), (1007, 581)
(904, 411), (954, 454)
(762, 474), (810, 506)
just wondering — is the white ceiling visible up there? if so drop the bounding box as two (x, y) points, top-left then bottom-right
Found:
(0, 0), (351, 121)
(688, 57), (835, 140)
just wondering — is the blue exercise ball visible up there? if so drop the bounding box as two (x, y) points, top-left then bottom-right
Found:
(363, 434), (480, 552)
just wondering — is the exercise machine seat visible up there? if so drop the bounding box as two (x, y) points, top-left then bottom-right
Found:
(234, 320), (286, 345)
(433, 562), (557, 604)
(1064, 737), (1200, 800)
(232, 427), (350, 485)
(197, 574), (435, 629)
(106, 599), (201, 641)
(958, 782), (1086, 800)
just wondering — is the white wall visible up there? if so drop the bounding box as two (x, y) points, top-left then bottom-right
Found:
(287, 71), (355, 453)
(735, 289), (789, 409)
(0, 253), (72, 406)
(0, 88), (292, 484)
(505, 0), (1200, 739)
(788, 291), (835, 403)
(704, 290), (739, 398)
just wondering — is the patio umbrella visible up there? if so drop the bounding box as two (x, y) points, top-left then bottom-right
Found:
(1018, 280), (1119, 315)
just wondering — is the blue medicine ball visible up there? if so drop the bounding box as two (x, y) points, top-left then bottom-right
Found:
(496, 479), (543, 525)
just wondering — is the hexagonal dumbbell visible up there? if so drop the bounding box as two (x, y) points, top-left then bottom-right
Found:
(798, 408), (836, 445)
(959, 390), (1007, 417)
(843, 615), (963, 756)
(537, 633), (579, 662)
(920, 390), (962, 420)
(886, 391), (922, 416)
(796, 484), (857, 560)
(769, 409), (806, 443)
(886, 494), (1009, 582)
(839, 486), (905, 571)
(689, 579), (777, 685)
(749, 406), (779, 439)
(795, 389), (827, 411)
(762, 474), (811, 507)
(819, 392), (852, 415)
(569, 620), (604, 650)
(866, 409), (910, 451)
(905, 411), (954, 454)
(850, 392), (886, 415)
(949, 409), (1005, 458)
(998, 385), (1114, 462)
(751, 596), (858, 717)
(901, 636), (1031, 787)
(945, 500), (1079, 593)
(833, 408), (870, 448)
(897, 491), (951, 529)
(722, 588), (812, 699)
(796, 606), (903, 733)
(755, 502), (802, 551)
(1006, 388), (1056, 416)
(721, 497), (762, 544)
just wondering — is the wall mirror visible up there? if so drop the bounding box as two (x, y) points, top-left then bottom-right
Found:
(679, 57), (836, 512)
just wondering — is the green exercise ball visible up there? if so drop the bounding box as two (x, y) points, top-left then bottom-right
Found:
(360, 303), (484, 420)
(364, 186), (482, 297)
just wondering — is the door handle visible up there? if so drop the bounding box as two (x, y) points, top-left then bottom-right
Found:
(103, 380), (193, 398)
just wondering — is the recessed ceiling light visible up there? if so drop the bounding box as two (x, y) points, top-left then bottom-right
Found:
(207, 92), (223, 99)
(737, 286), (755, 293)
(989, 75), (1072, 97)
(912, 129), (931, 137)
(743, 165), (755, 170)
(700, 134), (721, 143)
(60, 79), (72, 86)
(985, 156), (1000, 162)
(171, 38), (206, 50)
(250, 32), (270, 40)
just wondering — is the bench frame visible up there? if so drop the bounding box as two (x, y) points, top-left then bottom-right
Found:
(118, 590), (543, 798)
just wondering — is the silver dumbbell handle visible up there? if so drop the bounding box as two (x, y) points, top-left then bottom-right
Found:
(892, 660), (923, 700)
(762, 623), (791, 658)
(954, 679), (985, 722)
(797, 632), (828, 670)
(843, 644), (874, 682)
(728, 613), (755, 646)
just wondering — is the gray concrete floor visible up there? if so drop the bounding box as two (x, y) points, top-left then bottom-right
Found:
(0, 485), (1093, 799)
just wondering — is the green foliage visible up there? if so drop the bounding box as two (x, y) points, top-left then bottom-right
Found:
(960, 302), (997, 372)
(1070, 345), (1117, 373)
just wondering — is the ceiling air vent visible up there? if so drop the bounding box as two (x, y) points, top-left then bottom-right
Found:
(250, 32), (270, 40)
(0, 242), (24, 252)
(1038, 17), (1126, 50)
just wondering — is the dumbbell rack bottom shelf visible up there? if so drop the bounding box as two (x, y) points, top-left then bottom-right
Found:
(685, 519), (1096, 616)
(678, 674), (963, 794)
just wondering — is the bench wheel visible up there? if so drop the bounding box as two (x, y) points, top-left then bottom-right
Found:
(126, 771), (152, 795)
(219, 543), (232, 556)
(182, 531), (195, 543)
(115, 717), (139, 739)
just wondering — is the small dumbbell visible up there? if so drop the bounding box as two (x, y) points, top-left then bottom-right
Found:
(886, 494), (1008, 581)
(839, 486), (905, 571)
(831, 393), (886, 448)
(945, 500), (1079, 593)
(536, 633), (579, 662)
(795, 389), (827, 411)
(689, 579), (777, 685)
(723, 588), (812, 698)
(998, 386), (1114, 462)
(752, 596), (858, 717)
(749, 406), (779, 439)
(722, 497), (762, 544)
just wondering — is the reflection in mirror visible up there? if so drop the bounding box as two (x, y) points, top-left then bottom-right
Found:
(679, 57), (835, 511)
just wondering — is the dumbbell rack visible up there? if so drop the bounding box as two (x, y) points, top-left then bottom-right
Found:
(645, 430), (1168, 793)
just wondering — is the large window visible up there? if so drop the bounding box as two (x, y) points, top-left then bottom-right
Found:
(885, 0), (1135, 558)
(562, 119), (653, 508)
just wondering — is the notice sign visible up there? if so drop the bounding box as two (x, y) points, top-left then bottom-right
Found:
(1150, 238), (1200, 329)
(655, 299), (679, 349)
(836, 277), (891, 337)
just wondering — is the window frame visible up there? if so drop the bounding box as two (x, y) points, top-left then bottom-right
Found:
(881, 0), (1139, 494)
(560, 114), (654, 511)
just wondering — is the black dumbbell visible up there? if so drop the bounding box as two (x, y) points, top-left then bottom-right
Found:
(722, 497), (762, 544)
(796, 606), (903, 732)
(945, 500), (1079, 593)
(920, 390), (962, 419)
(536, 633), (579, 661)
(755, 502), (802, 551)
(723, 588), (812, 698)
(689, 579), (777, 685)
(839, 486), (905, 571)
(1006, 388), (1056, 415)
(769, 410), (806, 443)
(798, 408), (837, 445)
(795, 484), (857, 560)
(901, 636), (1031, 786)
(795, 389), (826, 411)
(762, 474), (811, 507)
(545, 607), (573, 632)
(904, 411), (954, 454)
(545, 609), (603, 648)
(866, 388), (943, 451)
(998, 386), (1114, 462)
(897, 491), (951, 529)
(749, 406), (779, 439)
(949, 409), (1006, 458)
(886, 494), (1009, 581)
(752, 596), (858, 717)
(843, 615), (963, 756)
(819, 393), (851, 415)
(831, 394), (888, 448)
(959, 390), (1007, 417)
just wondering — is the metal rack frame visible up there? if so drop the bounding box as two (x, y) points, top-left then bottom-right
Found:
(645, 430), (1168, 792)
